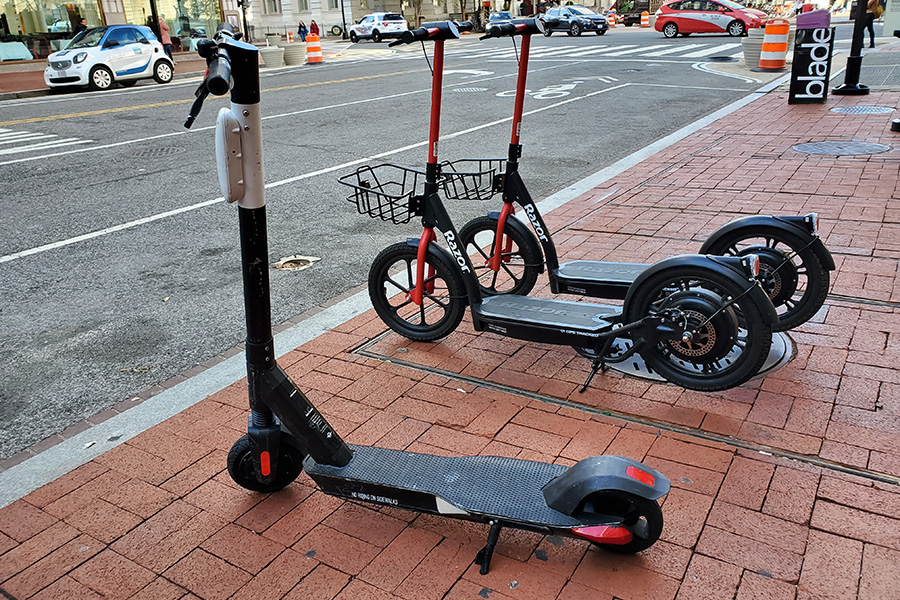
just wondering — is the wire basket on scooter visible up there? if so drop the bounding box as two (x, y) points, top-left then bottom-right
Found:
(338, 163), (426, 224)
(439, 159), (506, 201)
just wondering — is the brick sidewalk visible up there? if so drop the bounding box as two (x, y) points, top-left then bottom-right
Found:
(1, 89), (899, 599)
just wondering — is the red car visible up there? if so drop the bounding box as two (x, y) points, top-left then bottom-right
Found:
(654, 0), (765, 38)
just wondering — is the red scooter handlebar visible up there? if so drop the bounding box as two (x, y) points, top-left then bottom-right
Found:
(480, 17), (556, 39)
(388, 20), (461, 46)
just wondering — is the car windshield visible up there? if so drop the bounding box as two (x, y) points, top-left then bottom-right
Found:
(65, 27), (107, 49)
(490, 12), (512, 18)
(718, 0), (748, 8)
(569, 6), (598, 14)
(383, 13), (404, 20)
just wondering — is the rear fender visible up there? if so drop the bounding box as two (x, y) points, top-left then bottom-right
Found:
(700, 215), (835, 271)
(543, 455), (670, 516)
(624, 254), (779, 325)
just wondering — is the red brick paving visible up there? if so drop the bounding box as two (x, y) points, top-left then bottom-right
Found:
(3, 90), (900, 600)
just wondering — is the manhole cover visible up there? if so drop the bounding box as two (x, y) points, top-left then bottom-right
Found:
(273, 255), (321, 271)
(707, 56), (738, 62)
(830, 105), (895, 114)
(129, 147), (186, 158)
(452, 87), (488, 93)
(792, 141), (892, 155)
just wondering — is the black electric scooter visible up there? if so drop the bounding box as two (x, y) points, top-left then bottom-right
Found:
(449, 25), (834, 333)
(185, 23), (671, 575)
(342, 19), (778, 393)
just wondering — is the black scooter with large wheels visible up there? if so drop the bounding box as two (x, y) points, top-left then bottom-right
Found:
(185, 23), (671, 576)
(450, 25), (833, 333)
(342, 19), (778, 393)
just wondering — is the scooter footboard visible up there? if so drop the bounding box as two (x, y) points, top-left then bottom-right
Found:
(542, 455), (670, 516)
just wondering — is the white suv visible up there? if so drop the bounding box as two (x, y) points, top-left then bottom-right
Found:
(348, 13), (408, 43)
(44, 24), (174, 91)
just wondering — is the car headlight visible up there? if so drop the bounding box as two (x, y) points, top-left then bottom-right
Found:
(73, 52), (88, 64)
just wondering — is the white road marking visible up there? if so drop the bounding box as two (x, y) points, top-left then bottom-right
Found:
(642, 43), (707, 56)
(681, 43), (742, 57)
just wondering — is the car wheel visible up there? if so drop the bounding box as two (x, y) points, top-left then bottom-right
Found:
(153, 60), (173, 84)
(543, 27), (552, 36)
(349, 31), (358, 43)
(727, 20), (746, 36)
(570, 23), (581, 36)
(119, 80), (137, 88)
(88, 65), (113, 91)
(372, 30), (382, 43)
(662, 22), (678, 38)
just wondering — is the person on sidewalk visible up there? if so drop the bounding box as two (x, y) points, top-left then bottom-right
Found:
(309, 20), (319, 37)
(298, 20), (308, 42)
(158, 15), (174, 61)
(865, 0), (877, 47)
(73, 17), (87, 34)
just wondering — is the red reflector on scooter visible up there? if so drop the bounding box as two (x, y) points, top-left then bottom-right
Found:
(626, 465), (655, 487)
(260, 451), (271, 476)
(572, 525), (633, 545)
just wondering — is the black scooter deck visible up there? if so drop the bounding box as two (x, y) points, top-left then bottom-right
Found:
(478, 294), (618, 332)
(305, 445), (610, 527)
(557, 261), (648, 285)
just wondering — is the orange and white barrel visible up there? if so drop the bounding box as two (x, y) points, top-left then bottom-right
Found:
(758, 19), (789, 70)
(306, 34), (323, 64)
(608, 12), (616, 27)
(640, 11), (650, 27)
(287, 31), (294, 43)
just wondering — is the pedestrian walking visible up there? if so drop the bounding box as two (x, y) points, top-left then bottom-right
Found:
(298, 20), (308, 42)
(158, 15), (174, 61)
(865, 0), (877, 47)
(310, 20), (319, 37)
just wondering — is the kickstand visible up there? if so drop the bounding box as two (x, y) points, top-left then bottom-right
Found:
(579, 359), (608, 393)
(475, 520), (503, 575)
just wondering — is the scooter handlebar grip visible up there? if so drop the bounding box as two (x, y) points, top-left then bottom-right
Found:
(206, 54), (231, 96)
(455, 20), (474, 33)
(482, 22), (517, 38)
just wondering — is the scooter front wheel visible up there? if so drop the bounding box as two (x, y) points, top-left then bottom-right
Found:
(624, 267), (772, 392)
(369, 242), (467, 341)
(458, 215), (542, 297)
(582, 491), (663, 554)
(227, 434), (305, 493)
(703, 230), (829, 332)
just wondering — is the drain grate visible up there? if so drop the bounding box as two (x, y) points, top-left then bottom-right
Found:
(129, 147), (186, 158)
(707, 56), (738, 62)
(792, 141), (892, 155)
(452, 87), (488, 93)
(830, 106), (895, 114)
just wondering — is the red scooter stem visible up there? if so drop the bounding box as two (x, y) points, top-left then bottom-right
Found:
(510, 34), (531, 146)
(428, 39), (445, 165)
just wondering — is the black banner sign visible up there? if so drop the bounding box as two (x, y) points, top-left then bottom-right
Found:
(789, 27), (836, 104)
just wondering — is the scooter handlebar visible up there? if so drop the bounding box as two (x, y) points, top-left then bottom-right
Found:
(455, 20), (474, 33)
(206, 52), (232, 96)
(388, 20), (461, 46)
(479, 17), (553, 39)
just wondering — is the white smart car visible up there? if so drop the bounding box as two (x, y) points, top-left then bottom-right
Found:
(348, 13), (408, 43)
(44, 24), (174, 91)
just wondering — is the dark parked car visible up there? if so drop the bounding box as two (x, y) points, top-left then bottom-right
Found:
(541, 5), (609, 36)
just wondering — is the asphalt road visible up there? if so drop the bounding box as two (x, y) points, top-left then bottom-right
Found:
(0, 26), (845, 460)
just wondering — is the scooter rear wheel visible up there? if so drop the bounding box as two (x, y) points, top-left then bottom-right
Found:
(581, 491), (663, 554)
(227, 434), (305, 493)
(369, 242), (467, 341)
(703, 230), (829, 332)
(458, 215), (542, 297)
(624, 266), (771, 392)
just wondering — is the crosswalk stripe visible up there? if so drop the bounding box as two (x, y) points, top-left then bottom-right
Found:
(641, 43), (707, 56)
(602, 44), (670, 56)
(0, 138), (91, 155)
(681, 43), (742, 57)
(557, 45), (629, 57)
(0, 133), (57, 145)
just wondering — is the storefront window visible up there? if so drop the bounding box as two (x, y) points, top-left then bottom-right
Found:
(0, 0), (220, 59)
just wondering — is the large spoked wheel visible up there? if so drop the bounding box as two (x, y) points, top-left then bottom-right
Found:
(369, 242), (467, 341)
(153, 60), (173, 84)
(727, 20), (746, 36)
(581, 492), (663, 554)
(458, 216), (542, 297)
(570, 23), (582, 36)
(227, 434), (305, 493)
(704, 230), (829, 331)
(662, 22), (678, 38)
(624, 267), (771, 392)
(89, 65), (113, 91)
